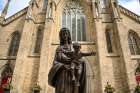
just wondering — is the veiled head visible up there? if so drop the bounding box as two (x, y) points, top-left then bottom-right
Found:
(59, 28), (72, 45)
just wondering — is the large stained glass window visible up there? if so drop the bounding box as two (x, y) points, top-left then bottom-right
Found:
(61, 2), (86, 41)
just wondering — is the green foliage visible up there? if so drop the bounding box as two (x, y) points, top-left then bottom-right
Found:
(104, 83), (115, 93)
(32, 84), (42, 91)
(134, 85), (140, 93)
(135, 64), (140, 75)
(3, 83), (13, 90)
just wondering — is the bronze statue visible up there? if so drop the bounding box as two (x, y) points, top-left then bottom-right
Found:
(48, 28), (95, 93)
(62, 42), (96, 86)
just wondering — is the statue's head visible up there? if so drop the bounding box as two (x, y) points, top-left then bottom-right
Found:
(59, 28), (72, 45)
(73, 42), (81, 52)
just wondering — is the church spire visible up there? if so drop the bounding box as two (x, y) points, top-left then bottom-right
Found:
(1, 0), (11, 18)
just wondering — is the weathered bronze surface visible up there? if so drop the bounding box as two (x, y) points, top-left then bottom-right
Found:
(48, 28), (95, 93)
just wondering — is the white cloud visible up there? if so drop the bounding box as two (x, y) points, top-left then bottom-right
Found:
(119, 0), (140, 15)
(6, 0), (30, 17)
(0, 0), (6, 15)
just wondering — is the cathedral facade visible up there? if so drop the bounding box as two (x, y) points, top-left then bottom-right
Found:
(0, 0), (140, 93)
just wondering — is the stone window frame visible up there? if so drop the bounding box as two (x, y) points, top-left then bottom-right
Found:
(61, 1), (87, 42)
(128, 30), (140, 55)
(1, 31), (22, 82)
(100, 0), (111, 13)
(33, 28), (43, 54)
(100, 0), (106, 9)
(29, 25), (44, 57)
(8, 31), (21, 57)
(105, 29), (114, 53)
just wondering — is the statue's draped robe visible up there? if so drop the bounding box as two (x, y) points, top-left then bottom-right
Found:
(48, 46), (86, 93)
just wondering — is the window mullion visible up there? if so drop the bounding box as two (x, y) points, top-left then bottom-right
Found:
(130, 35), (135, 54)
(76, 9), (77, 42)
(66, 9), (67, 28)
(70, 10), (72, 39)
(134, 37), (139, 54)
(12, 36), (18, 56)
(80, 16), (83, 41)
(132, 36), (137, 55)
(62, 2), (86, 42)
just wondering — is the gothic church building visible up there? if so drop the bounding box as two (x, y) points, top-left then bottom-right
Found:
(0, 0), (140, 93)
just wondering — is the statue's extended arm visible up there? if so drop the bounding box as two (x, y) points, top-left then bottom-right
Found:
(81, 52), (96, 57)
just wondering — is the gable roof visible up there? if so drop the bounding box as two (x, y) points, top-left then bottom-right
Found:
(1, 5), (140, 25)
(2, 7), (28, 25)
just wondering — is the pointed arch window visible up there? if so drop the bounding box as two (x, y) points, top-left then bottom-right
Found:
(42, 0), (48, 11)
(128, 31), (140, 55)
(34, 28), (43, 53)
(61, 1), (86, 41)
(100, 0), (106, 9)
(105, 29), (113, 53)
(8, 32), (21, 57)
(100, 0), (111, 13)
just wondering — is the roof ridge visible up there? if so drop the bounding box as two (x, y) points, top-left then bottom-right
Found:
(2, 5), (140, 25)
(119, 5), (140, 23)
(2, 7), (28, 25)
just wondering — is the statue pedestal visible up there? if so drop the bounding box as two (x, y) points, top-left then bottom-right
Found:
(4, 89), (10, 93)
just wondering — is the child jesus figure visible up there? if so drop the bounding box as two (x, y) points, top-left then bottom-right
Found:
(62, 42), (96, 86)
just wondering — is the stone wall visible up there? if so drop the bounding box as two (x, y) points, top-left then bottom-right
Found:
(0, 0), (139, 93)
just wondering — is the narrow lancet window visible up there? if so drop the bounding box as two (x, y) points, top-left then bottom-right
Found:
(8, 32), (21, 56)
(34, 28), (43, 53)
(105, 30), (113, 53)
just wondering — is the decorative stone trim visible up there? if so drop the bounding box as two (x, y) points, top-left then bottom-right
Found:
(1, 4), (139, 26)
(119, 5), (140, 23)
(51, 42), (96, 45)
(106, 53), (120, 57)
(2, 7), (28, 25)
(131, 55), (140, 60)
(0, 56), (16, 60)
(28, 54), (40, 58)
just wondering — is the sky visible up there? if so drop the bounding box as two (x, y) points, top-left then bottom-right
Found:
(119, 0), (140, 15)
(0, 0), (140, 18)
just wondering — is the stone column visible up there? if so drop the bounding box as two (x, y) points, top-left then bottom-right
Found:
(114, 21), (136, 93)
(110, 0), (121, 21)
(12, 20), (36, 93)
(92, 0), (101, 20)
(38, 0), (56, 93)
(94, 14), (116, 93)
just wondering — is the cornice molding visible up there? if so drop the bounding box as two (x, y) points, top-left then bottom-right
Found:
(2, 7), (28, 26)
(119, 5), (140, 24)
(1, 5), (140, 25)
